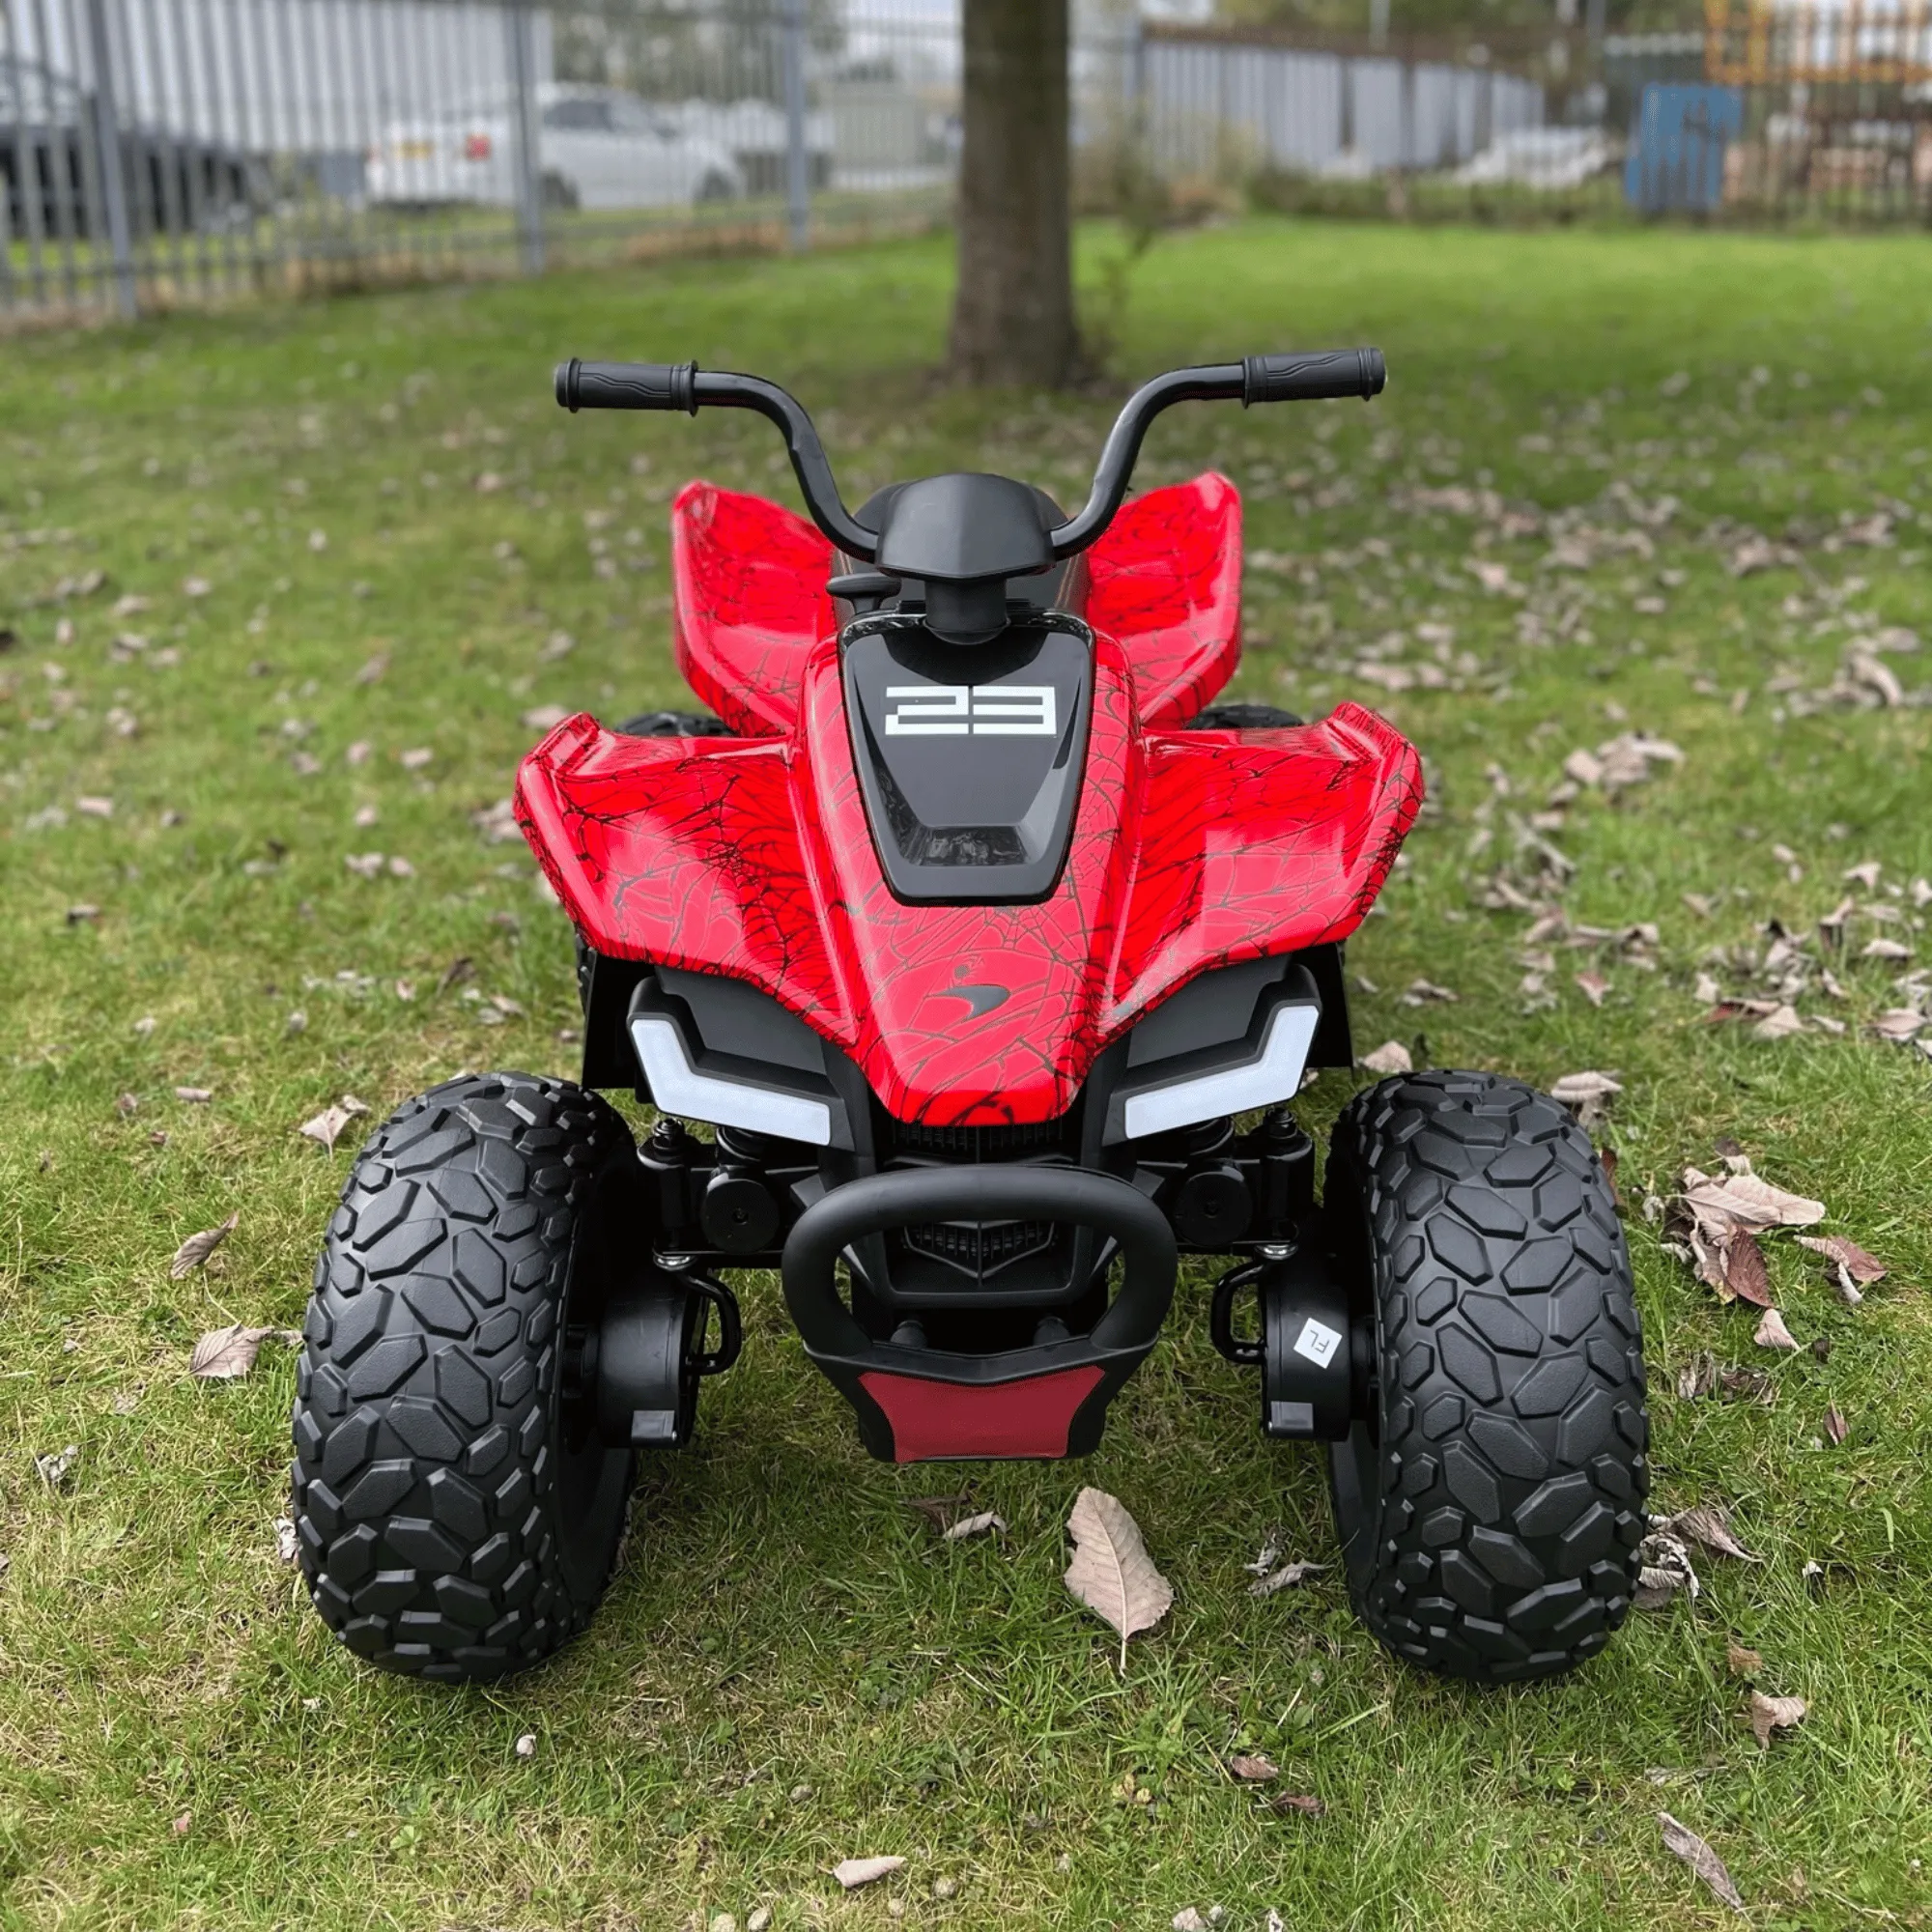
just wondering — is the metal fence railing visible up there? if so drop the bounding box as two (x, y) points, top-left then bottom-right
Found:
(3, 1), (1928, 327)
(0, 0), (960, 321)
(1144, 15), (1932, 227)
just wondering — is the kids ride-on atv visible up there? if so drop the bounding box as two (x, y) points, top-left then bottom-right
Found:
(293, 349), (1648, 1688)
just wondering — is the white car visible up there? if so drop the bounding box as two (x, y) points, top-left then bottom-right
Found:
(1454, 127), (1617, 190)
(367, 84), (744, 213)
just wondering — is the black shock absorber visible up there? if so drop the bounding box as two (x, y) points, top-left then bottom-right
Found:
(1172, 1119), (1253, 1249)
(638, 1117), (701, 1254)
(700, 1125), (785, 1255)
(1247, 1106), (1315, 1241)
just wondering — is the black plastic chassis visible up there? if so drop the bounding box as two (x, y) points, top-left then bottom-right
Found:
(593, 1073), (1357, 1460)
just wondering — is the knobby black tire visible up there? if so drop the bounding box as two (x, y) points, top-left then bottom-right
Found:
(292, 1073), (638, 1682)
(1324, 1070), (1648, 1683)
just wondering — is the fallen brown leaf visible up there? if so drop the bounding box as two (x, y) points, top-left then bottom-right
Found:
(1752, 1308), (1799, 1352)
(833, 1856), (903, 1890)
(1747, 1689), (1807, 1748)
(1656, 1502), (1761, 1564)
(1723, 1230), (1774, 1309)
(1676, 1350), (1718, 1400)
(902, 1493), (974, 1535)
(1719, 1363), (1776, 1406)
(1701, 996), (1780, 1027)
(1575, 971), (1609, 1008)
(1597, 1143), (1620, 1204)
(1669, 1166), (1827, 1302)
(1634, 1532), (1698, 1608)
(1659, 1812), (1746, 1913)
(941, 1510), (1007, 1543)
(1795, 1233), (1885, 1287)
(1065, 1487), (1174, 1668)
(189, 1323), (275, 1380)
(1871, 1009), (1926, 1044)
(1359, 1039), (1412, 1075)
(1267, 1792), (1326, 1817)
(1249, 1559), (1327, 1598)
(1725, 1642), (1763, 1677)
(1550, 1069), (1622, 1127)
(1684, 1169), (1827, 1232)
(298, 1094), (371, 1152)
(1228, 1753), (1279, 1782)
(170, 1211), (240, 1279)
(1824, 1404), (1849, 1445)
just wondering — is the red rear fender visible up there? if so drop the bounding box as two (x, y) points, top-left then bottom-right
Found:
(1083, 472), (1243, 725)
(668, 473), (1243, 732)
(670, 481), (833, 736)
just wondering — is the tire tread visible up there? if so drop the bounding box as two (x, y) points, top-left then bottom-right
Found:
(292, 1072), (634, 1682)
(1328, 1069), (1647, 1683)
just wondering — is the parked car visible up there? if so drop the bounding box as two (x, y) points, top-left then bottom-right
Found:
(366, 84), (744, 213)
(657, 97), (833, 194)
(1455, 126), (1618, 190)
(1, 60), (264, 241)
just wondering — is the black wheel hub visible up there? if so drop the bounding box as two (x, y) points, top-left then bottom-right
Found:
(565, 1270), (742, 1451)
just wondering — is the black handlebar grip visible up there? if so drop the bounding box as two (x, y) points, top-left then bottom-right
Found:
(554, 357), (698, 414)
(1241, 348), (1386, 405)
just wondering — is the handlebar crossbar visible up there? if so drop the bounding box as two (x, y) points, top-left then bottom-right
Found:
(555, 346), (1385, 567)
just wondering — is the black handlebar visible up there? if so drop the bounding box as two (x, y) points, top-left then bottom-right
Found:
(554, 345), (1385, 564)
(557, 355), (876, 555)
(556, 357), (699, 413)
(1244, 348), (1385, 406)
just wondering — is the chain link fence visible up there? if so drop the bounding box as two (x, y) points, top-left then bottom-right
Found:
(4, 0), (1929, 326)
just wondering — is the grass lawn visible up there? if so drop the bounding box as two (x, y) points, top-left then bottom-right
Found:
(2, 220), (1931, 1932)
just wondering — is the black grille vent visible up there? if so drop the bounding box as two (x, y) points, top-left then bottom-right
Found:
(892, 1119), (1065, 1160)
(903, 1217), (1056, 1276)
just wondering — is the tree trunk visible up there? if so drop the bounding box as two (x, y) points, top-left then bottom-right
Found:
(949, 0), (1075, 389)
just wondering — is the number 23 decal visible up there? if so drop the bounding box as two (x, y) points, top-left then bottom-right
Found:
(884, 685), (1057, 737)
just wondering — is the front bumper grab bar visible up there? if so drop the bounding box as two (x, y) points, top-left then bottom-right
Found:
(781, 1163), (1178, 1362)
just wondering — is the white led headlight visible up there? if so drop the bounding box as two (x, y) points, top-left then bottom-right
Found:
(1119, 1000), (1320, 1142)
(628, 1012), (835, 1147)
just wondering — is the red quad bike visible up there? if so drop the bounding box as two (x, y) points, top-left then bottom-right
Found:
(293, 350), (1649, 1688)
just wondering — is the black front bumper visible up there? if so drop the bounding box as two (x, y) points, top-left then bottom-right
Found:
(781, 1164), (1178, 1462)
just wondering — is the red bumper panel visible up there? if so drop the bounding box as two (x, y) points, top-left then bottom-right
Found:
(858, 1364), (1106, 1463)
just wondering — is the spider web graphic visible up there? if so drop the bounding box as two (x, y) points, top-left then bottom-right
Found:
(513, 479), (1425, 1127)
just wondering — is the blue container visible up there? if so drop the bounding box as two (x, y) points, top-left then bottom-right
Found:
(1624, 83), (1744, 213)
